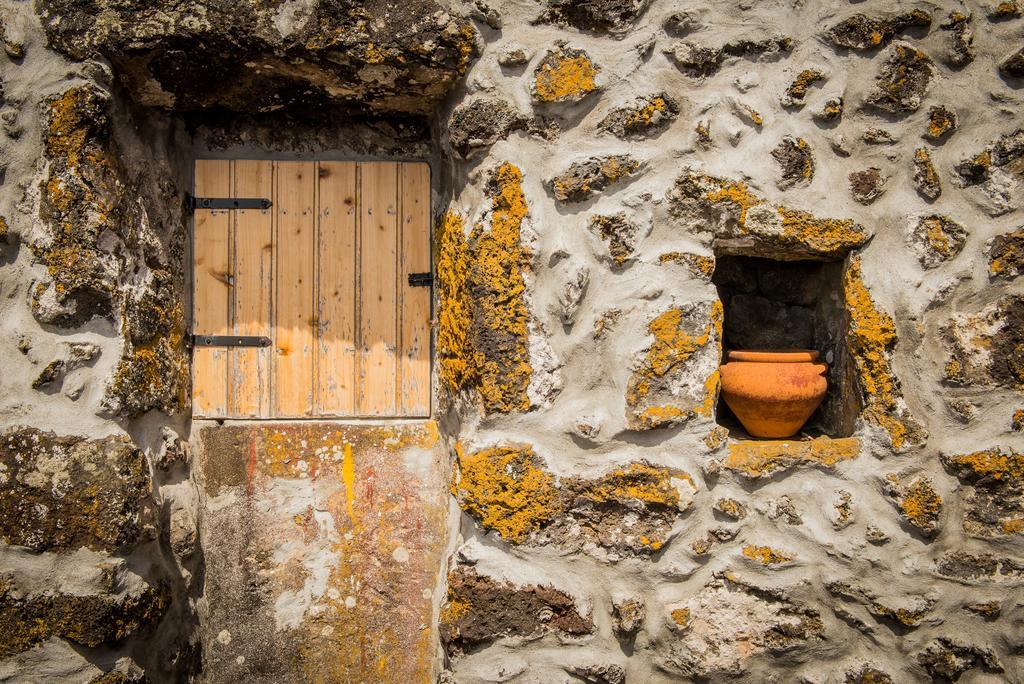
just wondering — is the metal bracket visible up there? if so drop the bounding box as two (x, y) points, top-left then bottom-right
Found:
(190, 334), (272, 348)
(408, 272), (433, 287)
(188, 194), (272, 211)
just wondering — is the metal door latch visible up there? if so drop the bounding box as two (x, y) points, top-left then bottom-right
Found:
(408, 272), (433, 287)
(188, 194), (272, 211)
(190, 335), (272, 348)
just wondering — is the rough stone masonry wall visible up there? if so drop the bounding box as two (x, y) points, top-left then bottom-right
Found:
(1, 0), (1024, 681)
(437, 1), (1024, 682)
(0, 0), (476, 681)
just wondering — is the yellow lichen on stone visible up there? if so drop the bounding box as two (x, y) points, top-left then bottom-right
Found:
(659, 252), (715, 280)
(469, 162), (533, 414)
(843, 257), (923, 449)
(584, 462), (688, 508)
(775, 207), (863, 256)
(724, 436), (860, 478)
(1002, 518), (1024, 534)
(887, 475), (942, 531)
(691, 172), (868, 258)
(921, 215), (955, 259)
(735, 102), (763, 125)
(454, 444), (557, 543)
(439, 595), (470, 629)
(436, 211), (475, 394)
(624, 96), (668, 129)
(944, 449), (1024, 481)
(703, 425), (730, 450)
(705, 179), (763, 227)
(670, 607), (691, 628)
(533, 50), (598, 102)
(46, 87), (95, 167)
(785, 69), (825, 101)
(625, 300), (723, 429)
(742, 545), (795, 566)
(363, 42), (386, 64)
(989, 229), (1024, 279)
(643, 303), (718, 380)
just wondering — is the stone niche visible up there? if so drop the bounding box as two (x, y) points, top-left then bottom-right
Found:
(712, 254), (861, 438)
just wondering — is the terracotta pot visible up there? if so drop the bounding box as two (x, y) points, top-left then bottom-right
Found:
(719, 349), (828, 439)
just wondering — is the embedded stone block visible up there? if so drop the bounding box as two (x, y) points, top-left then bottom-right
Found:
(670, 170), (869, 261)
(723, 436), (860, 479)
(941, 448), (1024, 538)
(440, 566), (593, 655)
(624, 300), (722, 431)
(656, 573), (823, 677)
(454, 444), (697, 556)
(0, 428), (154, 553)
(36, 0), (480, 114)
(943, 295), (1024, 390)
(548, 155), (643, 203)
(531, 46), (600, 103)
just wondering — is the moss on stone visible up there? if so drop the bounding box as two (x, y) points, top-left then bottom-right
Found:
(672, 171), (868, 260)
(598, 92), (679, 138)
(454, 445), (694, 554)
(925, 105), (958, 140)
(782, 69), (825, 106)
(884, 474), (942, 537)
(659, 252), (716, 280)
(436, 164), (539, 414)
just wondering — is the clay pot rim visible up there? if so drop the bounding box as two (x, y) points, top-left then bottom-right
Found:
(725, 349), (821, 363)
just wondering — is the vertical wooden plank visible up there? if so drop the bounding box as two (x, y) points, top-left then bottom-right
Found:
(274, 161), (316, 417)
(399, 162), (432, 417)
(357, 162), (399, 416)
(192, 160), (231, 418)
(316, 161), (358, 416)
(230, 160), (274, 418)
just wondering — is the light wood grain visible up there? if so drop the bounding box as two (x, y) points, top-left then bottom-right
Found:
(192, 159), (231, 418)
(316, 161), (358, 415)
(193, 159), (432, 420)
(357, 162), (399, 416)
(230, 160), (274, 417)
(274, 161), (316, 417)
(399, 162), (432, 416)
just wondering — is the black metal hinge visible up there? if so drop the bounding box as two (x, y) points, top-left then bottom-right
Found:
(190, 334), (272, 348)
(188, 194), (272, 211)
(408, 272), (433, 287)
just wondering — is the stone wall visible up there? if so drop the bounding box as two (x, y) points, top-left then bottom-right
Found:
(1, 0), (1023, 681)
(0, 0), (472, 680)
(437, 1), (1024, 681)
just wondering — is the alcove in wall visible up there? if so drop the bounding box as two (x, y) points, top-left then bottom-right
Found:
(712, 254), (861, 439)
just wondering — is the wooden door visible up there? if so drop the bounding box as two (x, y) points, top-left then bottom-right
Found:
(191, 160), (432, 419)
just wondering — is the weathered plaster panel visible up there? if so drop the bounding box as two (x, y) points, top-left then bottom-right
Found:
(194, 421), (449, 683)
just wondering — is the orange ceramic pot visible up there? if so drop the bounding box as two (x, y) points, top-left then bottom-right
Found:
(719, 349), (828, 439)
